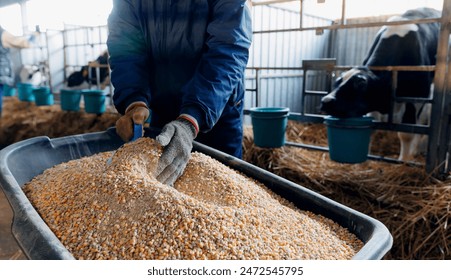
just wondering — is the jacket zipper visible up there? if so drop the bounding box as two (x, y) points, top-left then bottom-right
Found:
(162, 0), (169, 58)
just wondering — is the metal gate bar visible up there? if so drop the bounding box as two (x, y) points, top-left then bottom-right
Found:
(426, 0), (451, 175)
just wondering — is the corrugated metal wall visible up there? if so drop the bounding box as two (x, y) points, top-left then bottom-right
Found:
(46, 30), (65, 92)
(16, 5), (393, 114)
(63, 24), (108, 69)
(246, 6), (395, 116)
(328, 15), (392, 66)
(245, 4), (332, 115)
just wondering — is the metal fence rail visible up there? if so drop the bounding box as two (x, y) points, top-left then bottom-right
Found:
(246, 0), (451, 176)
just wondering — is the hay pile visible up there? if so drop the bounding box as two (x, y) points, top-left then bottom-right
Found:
(0, 97), (120, 148)
(242, 121), (450, 260)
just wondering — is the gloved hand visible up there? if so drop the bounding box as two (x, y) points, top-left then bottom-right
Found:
(155, 115), (198, 186)
(115, 101), (149, 142)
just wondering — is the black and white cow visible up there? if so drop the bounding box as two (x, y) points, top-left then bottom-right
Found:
(67, 50), (110, 89)
(321, 7), (441, 161)
(19, 64), (46, 86)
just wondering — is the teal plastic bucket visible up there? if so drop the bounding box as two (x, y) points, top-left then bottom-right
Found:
(17, 83), (35, 102)
(324, 116), (374, 163)
(82, 89), (107, 114)
(3, 84), (16, 96)
(0, 85), (3, 117)
(33, 87), (54, 106)
(249, 107), (290, 148)
(60, 89), (82, 111)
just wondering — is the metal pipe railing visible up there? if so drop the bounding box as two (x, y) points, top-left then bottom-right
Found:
(253, 0), (442, 34)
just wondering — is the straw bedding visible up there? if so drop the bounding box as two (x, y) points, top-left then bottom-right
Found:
(242, 121), (450, 260)
(0, 97), (119, 148)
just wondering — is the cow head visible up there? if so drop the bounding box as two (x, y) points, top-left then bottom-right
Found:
(19, 65), (44, 86)
(67, 70), (85, 87)
(320, 67), (387, 118)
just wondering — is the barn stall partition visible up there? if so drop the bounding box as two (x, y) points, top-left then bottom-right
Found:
(18, 24), (112, 106)
(245, 0), (451, 176)
(62, 24), (111, 92)
(244, 0), (450, 260)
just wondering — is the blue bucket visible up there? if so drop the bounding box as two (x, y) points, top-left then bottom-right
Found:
(82, 89), (107, 114)
(0, 85), (3, 117)
(60, 89), (82, 111)
(249, 107), (290, 148)
(33, 86), (54, 106)
(3, 84), (16, 97)
(17, 83), (35, 102)
(324, 116), (374, 163)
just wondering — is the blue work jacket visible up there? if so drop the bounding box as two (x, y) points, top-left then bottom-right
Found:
(107, 0), (252, 134)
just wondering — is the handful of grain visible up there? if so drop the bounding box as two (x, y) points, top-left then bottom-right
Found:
(24, 137), (363, 260)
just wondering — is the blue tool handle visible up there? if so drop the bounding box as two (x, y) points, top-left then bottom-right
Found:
(131, 123), (143, 141)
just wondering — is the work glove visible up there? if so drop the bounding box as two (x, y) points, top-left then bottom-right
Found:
(115, 101), (149, 142)
(155, 115), (198, 186)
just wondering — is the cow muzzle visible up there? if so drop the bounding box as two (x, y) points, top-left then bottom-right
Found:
(320, 94), (337, 114)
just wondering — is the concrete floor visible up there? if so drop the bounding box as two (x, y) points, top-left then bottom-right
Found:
(0, 189), (26, 260)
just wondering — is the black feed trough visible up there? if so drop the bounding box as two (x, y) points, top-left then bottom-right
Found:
(0, 128), (393, 260)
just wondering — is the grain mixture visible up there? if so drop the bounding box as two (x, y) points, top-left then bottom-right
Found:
(24, 138), (363, 260)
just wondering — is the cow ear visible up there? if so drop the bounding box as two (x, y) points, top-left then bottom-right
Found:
(353, 74), (368, 91)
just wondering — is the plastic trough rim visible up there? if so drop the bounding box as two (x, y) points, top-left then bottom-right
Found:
(0, 137), (76, 260)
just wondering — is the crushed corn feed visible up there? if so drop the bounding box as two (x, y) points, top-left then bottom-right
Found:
(23, 137), (363, 260)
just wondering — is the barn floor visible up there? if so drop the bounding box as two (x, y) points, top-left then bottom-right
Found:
(0, 96), (120, 259)
(0, 190), (26, 259)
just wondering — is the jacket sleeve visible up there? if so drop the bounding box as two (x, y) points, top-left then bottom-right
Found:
(1, 30), (31, 49)
(107, 0), (151, 115)
(180, 0), (252, 132)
